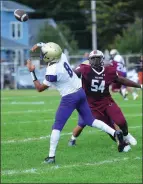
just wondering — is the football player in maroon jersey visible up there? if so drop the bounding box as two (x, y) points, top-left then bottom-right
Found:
(110, 49), (139, 100)
(69, 50), (142, 151)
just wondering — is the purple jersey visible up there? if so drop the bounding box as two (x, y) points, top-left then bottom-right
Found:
(75, 64), (118, 111)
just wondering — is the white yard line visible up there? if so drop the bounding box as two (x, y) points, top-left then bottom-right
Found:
(2, 115), (142, 126)
(2, 106), (142, 114)
(129, 125), (142, 129)
(3, 117), (78, 125)
(2, 102), (141, 106)
(1, 132), (72, 144)
(125, 114), (142, 117)
(1, 125), (142, 144)
(120, 104), (141, 107)
(2, 112), (142, 125)
(2, 109), (55, 114)
(2, 100), (60, 105)
(1, 156), (141, 176)
(10, 101), (45, 105)
(1, 96), (39, 100)
(1, 95), (59, 100)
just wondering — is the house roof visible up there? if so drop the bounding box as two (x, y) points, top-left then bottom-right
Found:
(1, 37), (30, 49)
(28, 18), (57, 46)
(1, 0), (35, 12)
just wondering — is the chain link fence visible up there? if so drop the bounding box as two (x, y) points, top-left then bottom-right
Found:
(0, 53), (142, 89)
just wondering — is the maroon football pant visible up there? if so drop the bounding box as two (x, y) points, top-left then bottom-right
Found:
(78, 100), (128, 136)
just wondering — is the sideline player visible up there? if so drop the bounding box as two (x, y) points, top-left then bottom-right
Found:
(26, 42), (124, 164)
(68, 50), (142, 149)
(110, 49), (138, 100)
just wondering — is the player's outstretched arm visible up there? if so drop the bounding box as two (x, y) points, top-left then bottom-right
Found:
(116, 76), (142, 88)
(26, 59), (49, 92)
(31, 42), (45, 52)
(73, 67), (82, 78)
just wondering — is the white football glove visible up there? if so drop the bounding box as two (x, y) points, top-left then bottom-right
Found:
(37, 42), (46, 47)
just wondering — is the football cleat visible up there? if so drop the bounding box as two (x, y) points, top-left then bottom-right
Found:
(133, 94), (138, 100)
(114, 130), (124, 152)
(44, 156), (55, 164)
(68, 139), (76, 146)
(123, 144), (131, 152)
(123, 133), (137, 146)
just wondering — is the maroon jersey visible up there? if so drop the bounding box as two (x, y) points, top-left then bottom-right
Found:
(75, 63), (118, 111)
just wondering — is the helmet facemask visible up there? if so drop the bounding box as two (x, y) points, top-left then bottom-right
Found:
(40, 50), (55, 63)
(110, 54), (115, 60)
(88, 50), (104, 71)
(89, 56), (104, 70)
(40, 50), (46, 62)
(110, 49), (118, 60)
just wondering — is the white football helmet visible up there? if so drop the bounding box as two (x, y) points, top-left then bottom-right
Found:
(88, 50), (104, 68)
(41, 42), (62, 63)
(110, 49), (119, 56)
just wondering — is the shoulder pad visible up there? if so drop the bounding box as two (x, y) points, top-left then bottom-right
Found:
(82, 60), (90, 65)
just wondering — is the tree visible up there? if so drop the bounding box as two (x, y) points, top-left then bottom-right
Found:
(110, 18), (142, 54)
(14, 0), (143, 50)
(37, 23), (78, 54)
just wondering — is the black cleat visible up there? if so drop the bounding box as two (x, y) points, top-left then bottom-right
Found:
(68, 139), (76, 146)
(44, 156), (55, 164)
(114, 130), (124, 152)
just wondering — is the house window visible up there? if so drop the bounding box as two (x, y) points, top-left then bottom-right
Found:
(10, 22), (23, 39)
(12, 24), (15, 38)
(17, 23), (22, 38)
(18, 50), (22, 65)
(6, 50), (16, 62)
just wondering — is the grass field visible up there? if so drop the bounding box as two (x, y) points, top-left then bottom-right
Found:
(1, 89), (142, 183)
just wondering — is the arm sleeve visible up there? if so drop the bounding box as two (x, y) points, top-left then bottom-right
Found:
(45, 65), (58, 82)
(73, 66), (82, 78)
(43, 78), (51, 86)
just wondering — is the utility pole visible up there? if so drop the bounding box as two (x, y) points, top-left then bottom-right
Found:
(91, 0), (97, 50)
(141, 16), (143, 78)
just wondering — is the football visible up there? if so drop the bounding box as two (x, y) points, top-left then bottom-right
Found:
(14, 9), (29, 22)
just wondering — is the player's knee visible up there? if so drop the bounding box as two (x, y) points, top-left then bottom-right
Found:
(52, 122), (64, 131)
(117, 118), (126, 126)
(78, 122), (86, 128)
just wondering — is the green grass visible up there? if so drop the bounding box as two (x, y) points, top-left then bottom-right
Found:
(1, 89), (142, 183)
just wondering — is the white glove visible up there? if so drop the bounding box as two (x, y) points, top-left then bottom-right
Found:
(36, 42), (45, 47)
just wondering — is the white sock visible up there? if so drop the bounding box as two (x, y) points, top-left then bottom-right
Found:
(92, 119), (115, 137)
(121, 88), (127, 97)
(71, 135), (76, 140)
(132, 92), (137, 97)
(49, 129), (60, 157)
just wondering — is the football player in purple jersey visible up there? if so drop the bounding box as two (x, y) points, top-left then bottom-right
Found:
(69, 50), (142, 151)
(26, 43), (126, 164)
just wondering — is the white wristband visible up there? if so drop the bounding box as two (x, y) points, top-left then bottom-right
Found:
(30, 71), (37, 81)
